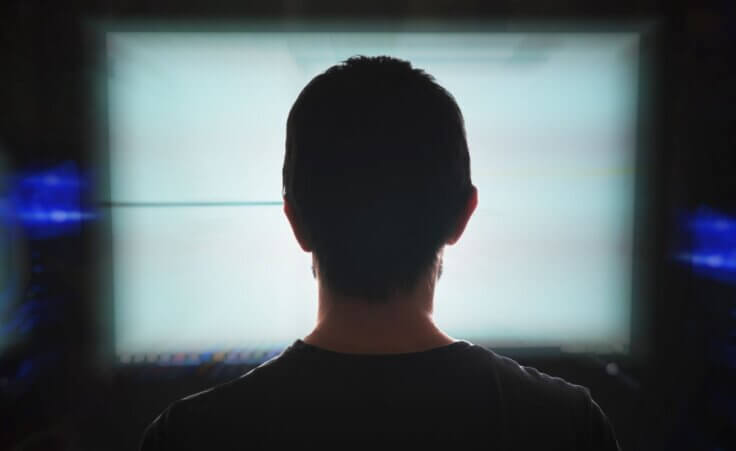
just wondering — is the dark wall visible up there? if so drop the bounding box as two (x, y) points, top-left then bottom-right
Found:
(1, 1), (735, 450)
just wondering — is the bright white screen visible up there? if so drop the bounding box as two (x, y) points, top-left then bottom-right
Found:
(106, 28), (639, 359)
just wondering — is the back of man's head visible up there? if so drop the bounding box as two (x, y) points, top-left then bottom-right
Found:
(283, 55), (472, 302)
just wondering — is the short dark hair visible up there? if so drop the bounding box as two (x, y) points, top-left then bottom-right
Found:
(283, 55), (472, 302)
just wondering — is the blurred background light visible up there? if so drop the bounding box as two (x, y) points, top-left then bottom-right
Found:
(676, 208), (736, 284)
(7, 162), (96, 240)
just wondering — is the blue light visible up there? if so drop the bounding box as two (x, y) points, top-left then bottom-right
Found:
(49, 210), (67, 222)
(5, 162), (96, 239)
(676, 208), (736, 284)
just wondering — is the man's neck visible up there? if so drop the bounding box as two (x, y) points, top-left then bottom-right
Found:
(303, 279), (456, 354)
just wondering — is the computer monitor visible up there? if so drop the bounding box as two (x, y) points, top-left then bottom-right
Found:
(100, 21), (641, 364)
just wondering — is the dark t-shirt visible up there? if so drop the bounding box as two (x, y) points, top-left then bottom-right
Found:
(141, 339), (620, 450)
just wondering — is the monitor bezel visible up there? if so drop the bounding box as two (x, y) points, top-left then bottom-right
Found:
(88, 17), (661, 371)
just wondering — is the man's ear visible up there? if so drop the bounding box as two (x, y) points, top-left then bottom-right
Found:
(283, 198), (312, 252)
(446, 185), (478, 246)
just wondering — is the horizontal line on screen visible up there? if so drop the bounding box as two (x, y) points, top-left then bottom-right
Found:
(99, 201), (283, 207)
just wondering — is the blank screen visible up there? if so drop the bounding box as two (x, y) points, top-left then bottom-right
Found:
(105, 27), (639, 360)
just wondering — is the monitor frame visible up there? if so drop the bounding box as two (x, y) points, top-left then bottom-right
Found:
(88, 17), (661, 371)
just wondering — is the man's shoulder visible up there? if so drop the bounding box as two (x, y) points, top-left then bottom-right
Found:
(469, 346), (602, 448)
(169, 343), (591, 415)
(141, 353), (289, 450)
(174, 351), (288, 412)
(142, 343), (614, 450)
(475, 346), (591, 402)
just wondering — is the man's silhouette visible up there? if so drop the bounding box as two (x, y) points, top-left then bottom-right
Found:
(141, 56), (620, 450)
